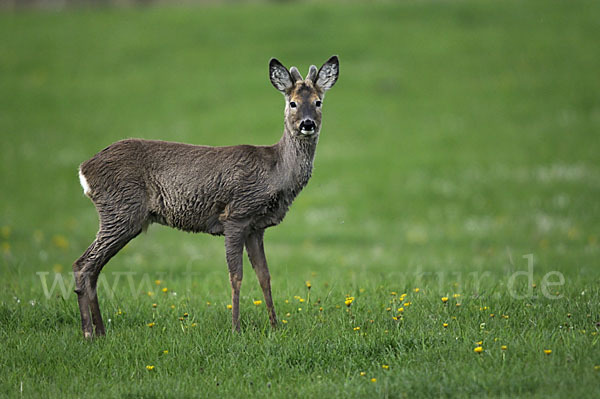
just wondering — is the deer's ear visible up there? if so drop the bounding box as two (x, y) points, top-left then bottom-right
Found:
(269, 58), (293, 92)
(316, 55), (339, 91)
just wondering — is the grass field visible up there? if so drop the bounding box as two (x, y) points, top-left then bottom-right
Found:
(1, 0), (600, 397)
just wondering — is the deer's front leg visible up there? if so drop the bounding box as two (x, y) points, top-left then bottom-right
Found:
(245, 230), (277, 328)
(225, 233), (244, 332)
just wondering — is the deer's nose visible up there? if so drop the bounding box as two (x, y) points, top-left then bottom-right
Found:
(300, 119), (316, 132)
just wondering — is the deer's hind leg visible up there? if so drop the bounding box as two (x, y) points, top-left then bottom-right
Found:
(73, 243), (95, 338)
(73, 204), (147, 338)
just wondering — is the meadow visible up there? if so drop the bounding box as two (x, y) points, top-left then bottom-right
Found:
(1, 0), (599, 397)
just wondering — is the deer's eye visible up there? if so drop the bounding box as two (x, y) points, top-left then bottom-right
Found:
(315, 100), (322, 107)
(289, 101), (297, 108)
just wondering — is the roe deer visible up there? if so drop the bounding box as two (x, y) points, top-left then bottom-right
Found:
(73, 56), (339, 337)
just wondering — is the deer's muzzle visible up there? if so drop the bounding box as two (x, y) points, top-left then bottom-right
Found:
(299, 119), (317, 135)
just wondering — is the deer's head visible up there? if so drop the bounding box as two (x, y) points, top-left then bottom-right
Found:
(269, 56), (339, 139)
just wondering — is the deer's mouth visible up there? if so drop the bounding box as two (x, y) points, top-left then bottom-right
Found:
(300, 128), (316, 136)
(299, 120), (317, 136)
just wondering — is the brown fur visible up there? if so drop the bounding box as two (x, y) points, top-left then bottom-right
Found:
(72, 56), (339, 337)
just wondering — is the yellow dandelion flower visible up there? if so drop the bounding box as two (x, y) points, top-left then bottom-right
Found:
(398, 307), (404, 312)
(147, 291), (154, 297)
(319, 307), (323, 312)
(178, 317), (184, 321)
(52, 234), (69, 250)
(360, 371), (366, 376)
(152, 303), (157, 308)
(371, 378), (377, 383)
(414, 288), (420, 293)
(443, 323), (448, 328)
(474, 346), (483, 353)
(403, 302), (411, 307)
(298, 307), (302, 311)
(490, 313), (495, 318)
(183, 312), (189, 317)
(1, 225), (11, 239)
(162, 287), (168, 293)
(344, 297), (354, 306)
(453, 293), (460, 298)
(284, 299), (289, 304)
(476, 341), (483, 345)
(391, 292), (397, 296)
(455, 303), (461, 307)
(501, 345), (507, 350)
(299, 298), (305, 303)
(206, 302), (211, 306)
(382, 364), (389, 370)
(146, 365), (155, 371)
(227, 304), (232, 309)
(191, 323), (197, 327)
(353, 326), (360, 331)
(386, 307), (391, 311)
(392, 316), (398, 321)
(147, 322), (155, 327)
(294, 295), (301, 300)
(163, 350), (169, 354)
(155, 280), (161, 285)
(305, 281), (311, 289)
(282, 319), (288, 324)
(441, 297), (449, 303)
(116, 309), (123, 315)
(170, 305), (175, 309)
(253, 300), (262, 306)
(502, 314), (509, 319)
(286, 312), (291, 317)
(543, 349), (552, 355)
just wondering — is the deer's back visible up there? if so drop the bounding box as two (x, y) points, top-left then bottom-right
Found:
(80, 138), (291, 235)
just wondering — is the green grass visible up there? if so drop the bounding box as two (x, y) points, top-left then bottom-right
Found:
(1, 0), (600, 397)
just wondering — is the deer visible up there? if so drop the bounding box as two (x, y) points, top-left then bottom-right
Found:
(72, 56), (339, 338)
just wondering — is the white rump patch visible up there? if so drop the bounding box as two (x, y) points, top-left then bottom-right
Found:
(78, 169), (91, 196)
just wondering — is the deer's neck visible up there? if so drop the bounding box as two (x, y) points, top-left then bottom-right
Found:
(275, 129), (318, 192)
